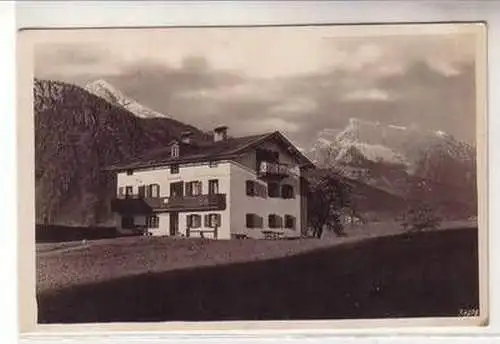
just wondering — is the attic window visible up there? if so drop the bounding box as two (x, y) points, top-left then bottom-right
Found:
(171, 143), (180, 158)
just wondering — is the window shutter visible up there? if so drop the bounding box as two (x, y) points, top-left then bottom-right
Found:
(268, 183), (279, 198)
(186, 182), (192, 196)
(246, 181), (255, 196)
(118, 187), (124, 197)
(186, 215), (192, 228)
(216, 214), (221, 227)
(204, 214), (210, 227)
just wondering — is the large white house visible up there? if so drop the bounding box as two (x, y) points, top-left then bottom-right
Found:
(107, 126), (315, 239)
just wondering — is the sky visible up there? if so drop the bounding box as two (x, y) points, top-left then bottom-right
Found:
(34, 25), (479, 150)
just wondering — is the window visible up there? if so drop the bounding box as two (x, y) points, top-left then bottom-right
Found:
(125, 186), (133, 198)
(208, 179), (219, 195)
(205, 213), (221, 228)
(268, 183), (280, 198)
(138, 185), (146, 198)
(246, 214), (263, 228)
(171, 143), (180, 158)
(149, 184), (160, 198)
(118, 187), (124, 198)
(126, 169), (134, 176)
(281, 184), (295, 199)
(284, 215), (296, 229)
(246, 180), (268, 198)
(121, 216), (134, 229)
(187, 214), (201, 228)
(268, 214), (283, 229)
(209, 161), (218, 168)
(170, 164), (180, 174)
(186, 181), (202, 196)
(246, 180), (255, 196)
(147, 215), (159, 228)
(170, 181), (184, 198)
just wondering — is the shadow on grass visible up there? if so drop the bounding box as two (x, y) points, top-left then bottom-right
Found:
(37, 227), (479, 323)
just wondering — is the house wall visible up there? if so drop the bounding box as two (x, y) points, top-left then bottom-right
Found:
(230, 139), (304, 239)
(113, 136), (309, 240)
(115, 162), (231, 238)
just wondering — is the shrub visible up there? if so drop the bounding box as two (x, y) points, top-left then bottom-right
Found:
(400, 203), (442, 232)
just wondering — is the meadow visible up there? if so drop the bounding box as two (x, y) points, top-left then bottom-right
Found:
(36, 223), (479, 323)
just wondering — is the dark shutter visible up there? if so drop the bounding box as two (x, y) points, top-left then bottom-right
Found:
(281, 184), (294, 199)
(186, 215), (192, 228)
(246, 181), (255, 196)
(186, 182), (193, 196)
(268, 183), (279, 197)
(138, 186), (145, 198)
(204, 214), (210, 227)
(268, 214), (274, 228)
(246, 214), (253, 228)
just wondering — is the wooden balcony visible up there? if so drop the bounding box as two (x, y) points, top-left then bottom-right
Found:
(257, 161), (300, 179)
(111, 193), (227, 214)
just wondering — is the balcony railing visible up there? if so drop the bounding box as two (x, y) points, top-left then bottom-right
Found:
(257, 161), (300, 178)
(111, 193), (227, 213)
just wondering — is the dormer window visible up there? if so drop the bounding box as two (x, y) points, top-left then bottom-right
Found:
(171, 143), (180, 158)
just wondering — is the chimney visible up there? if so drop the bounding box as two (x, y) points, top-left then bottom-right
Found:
(213, 126), (228, 142)
(180, 131), (193, 144)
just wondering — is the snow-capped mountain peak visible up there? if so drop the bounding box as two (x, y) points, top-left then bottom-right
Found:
(84, 79), (170, 119)
(309, 117), (474, 172)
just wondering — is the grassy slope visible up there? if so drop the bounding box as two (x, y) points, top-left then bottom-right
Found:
(37, 227), (479, 323)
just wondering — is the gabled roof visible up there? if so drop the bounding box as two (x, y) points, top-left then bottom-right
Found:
(104, 131), (315, 172)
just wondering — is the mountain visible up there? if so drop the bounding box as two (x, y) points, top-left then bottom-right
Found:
(35, 78), (206, 226)
(85, 79), (171, 119)
(310, 118), (477, 219)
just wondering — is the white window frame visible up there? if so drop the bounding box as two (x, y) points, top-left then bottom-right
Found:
(171, 143), (180, 158)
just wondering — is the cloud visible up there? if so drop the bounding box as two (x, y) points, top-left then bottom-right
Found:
(342, 88), (393, 102)
(35, 43), (123, 79)
(33, 29), (478, 150)
(176, 81), (281, 103)
(246, 117), (301, 134)
(269, 97), (318, 114)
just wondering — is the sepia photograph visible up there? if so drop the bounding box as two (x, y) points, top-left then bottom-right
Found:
(18, 22), (487, 330)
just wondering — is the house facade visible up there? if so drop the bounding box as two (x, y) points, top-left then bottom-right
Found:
(107, 126), (314, 239)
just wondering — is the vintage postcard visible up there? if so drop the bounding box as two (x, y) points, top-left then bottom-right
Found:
(17, 23), (488, 334)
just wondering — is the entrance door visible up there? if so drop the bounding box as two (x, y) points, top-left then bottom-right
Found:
(169, 212), (179, 236)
